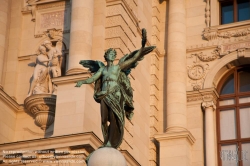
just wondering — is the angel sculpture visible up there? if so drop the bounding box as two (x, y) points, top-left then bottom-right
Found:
(75, 28), (155, 148)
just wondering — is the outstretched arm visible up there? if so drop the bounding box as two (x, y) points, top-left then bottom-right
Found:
(75, 67), (103, 87)
(119, 28), (147, 70)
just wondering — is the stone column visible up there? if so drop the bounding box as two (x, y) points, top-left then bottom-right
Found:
(0, 0), (9, 88)
(155, 1), (195, 166)
(66, 0), (94, 75)
(202, 101), (216, 166)
(166, 0), (187, 132)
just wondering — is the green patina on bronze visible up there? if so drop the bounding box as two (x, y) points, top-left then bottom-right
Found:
(75, 28), (155, 149)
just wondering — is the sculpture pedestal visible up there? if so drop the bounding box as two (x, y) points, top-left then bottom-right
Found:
(88, 147), (126, 166)
(24, 94), (56, 131)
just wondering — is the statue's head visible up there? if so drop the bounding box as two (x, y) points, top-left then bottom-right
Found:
(39, 45), (46, 55)
(104, 48), (116, 62)
(43, 40), (52, 50)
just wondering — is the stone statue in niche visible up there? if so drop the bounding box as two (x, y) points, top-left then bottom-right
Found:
(28, 40), (63, 96)
(43, 40), (63, 78)
(28, 45), (52, 96)
(75, 29), (156, 149)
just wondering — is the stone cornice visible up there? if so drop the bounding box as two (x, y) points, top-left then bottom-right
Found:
(0, 132), (140, 165)
(0, 132), (102, 153)
(0, 88), (23, 112)
(154, 130), (196, 145)
(187, 87), (219, 104)
(121, 150), (141, 166)
(26, 0), (68, 6)
(52, 73), (93, 86)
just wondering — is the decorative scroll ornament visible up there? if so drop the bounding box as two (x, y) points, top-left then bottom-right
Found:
(203, 28), (218, 41)
(191, 52), (218, 62)
(24, 94), (56, 131)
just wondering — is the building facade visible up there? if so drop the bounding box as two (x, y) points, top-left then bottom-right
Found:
(0, 0), (250, 165)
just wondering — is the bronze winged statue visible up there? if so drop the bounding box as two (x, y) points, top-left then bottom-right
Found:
(75, 28), (156, 148)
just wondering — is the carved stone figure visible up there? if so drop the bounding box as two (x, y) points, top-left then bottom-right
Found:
(28, 45), (52, 96)
(43, 40), (63, 94)
(75, 29), (156, 148)
(43, 40), (62, 78)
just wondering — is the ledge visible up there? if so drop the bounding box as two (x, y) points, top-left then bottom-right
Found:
(0, 87), (23, 112)
(0, 132), (140, 165)
(154, 130), (196, 145)
(52, 73), (92, 86)
(0, 132), (102, 153)
(216, 20), (250, 31)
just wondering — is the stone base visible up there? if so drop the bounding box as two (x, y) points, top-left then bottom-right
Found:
(88, 147), (127, 166)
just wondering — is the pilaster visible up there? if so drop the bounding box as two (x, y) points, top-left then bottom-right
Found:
(155, 131), (195, 166)
(66, 0), (94, 75)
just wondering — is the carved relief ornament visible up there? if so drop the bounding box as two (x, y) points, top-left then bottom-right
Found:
(24, 94), (56, 131)
(191, 52), (218, 62)
(187, 62), (209, 91)
(203, 27), (250, 41)
(188, 64), (207, 80)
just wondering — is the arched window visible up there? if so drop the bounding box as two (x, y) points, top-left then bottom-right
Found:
(217, 66), (250, 166)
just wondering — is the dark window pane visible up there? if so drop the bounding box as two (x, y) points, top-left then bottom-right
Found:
(221, 74), (235, 95)
(239, 70), (250, 92)
(221, 2), (234, 24)
(238, 0), (250, 21)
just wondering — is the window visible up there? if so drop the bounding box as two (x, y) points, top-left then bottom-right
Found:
(217, 67), (250, 166)
(220, 0), (250, 24)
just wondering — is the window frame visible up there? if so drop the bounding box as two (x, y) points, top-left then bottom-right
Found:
(217, 66), (250, 166)
(219, 0), (250, 24)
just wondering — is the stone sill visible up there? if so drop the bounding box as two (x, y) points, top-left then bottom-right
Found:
(216, 20), (250, 31)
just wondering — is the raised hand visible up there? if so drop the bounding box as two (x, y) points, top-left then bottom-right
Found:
(141, 28), (147, 48)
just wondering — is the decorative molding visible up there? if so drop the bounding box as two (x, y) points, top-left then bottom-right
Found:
(190, 51), (218, 62)
(155, 130), (196, 145)
(205, 0), (210, 27)
(34, 28), (70, 38)
(24, 94), (57, 130)
(203, 27), (218, 41)
(188, 40), (250, 60)
(21, 5), (32, 14)
(203, 20), (250, 41)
